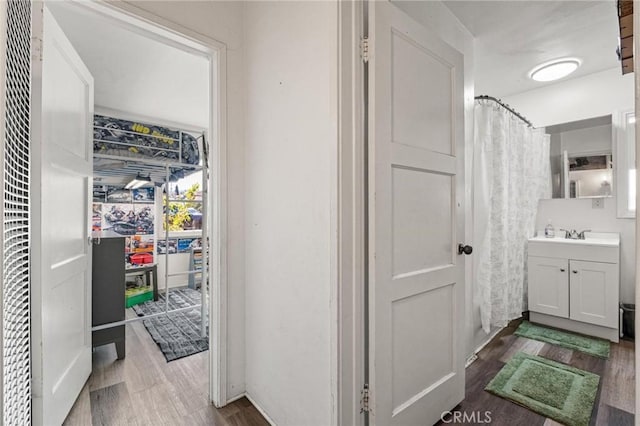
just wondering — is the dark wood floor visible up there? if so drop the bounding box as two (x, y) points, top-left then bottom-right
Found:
(443, 320), (635, 425)
(63, 318), (268, 426)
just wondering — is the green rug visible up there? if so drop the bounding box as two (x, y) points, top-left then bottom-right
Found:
(515, 321), (610, 358)
(486, 352), (599, 426)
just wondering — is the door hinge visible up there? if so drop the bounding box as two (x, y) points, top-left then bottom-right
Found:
(361, 37), (370, 63)
(360, 383), (370, 413)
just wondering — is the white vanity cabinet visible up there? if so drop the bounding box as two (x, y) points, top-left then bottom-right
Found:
(528, 256), (569, 318)
(527, 233), (620, 342)
(569, 260), (619, 328)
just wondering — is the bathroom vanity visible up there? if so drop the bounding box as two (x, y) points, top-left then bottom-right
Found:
(527, 232), (620, 342)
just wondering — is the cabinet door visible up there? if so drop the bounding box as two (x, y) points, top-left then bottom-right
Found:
(528, 256), (569, 317)
(569, 260), (619, 328)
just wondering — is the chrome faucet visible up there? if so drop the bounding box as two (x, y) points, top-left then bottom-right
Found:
(559, 229), (591, 240)
(578, 229), (592, 239)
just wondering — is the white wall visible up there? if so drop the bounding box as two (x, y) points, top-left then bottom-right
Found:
(560, 124), (612, 156)
(502, 68), (634, 128)
(536, 197), (635, 303)
(122, 0), (247, 400)
(243, 2), (337, 424)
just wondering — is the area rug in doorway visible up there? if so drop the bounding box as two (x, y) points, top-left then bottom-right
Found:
(485, 352), (599, 426)
(132, 288), (208, 362)
(515, 321), (610, 358)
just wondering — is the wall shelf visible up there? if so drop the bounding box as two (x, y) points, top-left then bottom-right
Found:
(618, 0), (633, 75)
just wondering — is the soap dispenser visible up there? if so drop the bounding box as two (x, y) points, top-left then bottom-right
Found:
(544, 220), (555, 238)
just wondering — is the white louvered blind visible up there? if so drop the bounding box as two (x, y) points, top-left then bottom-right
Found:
(2, 0), (32, 424)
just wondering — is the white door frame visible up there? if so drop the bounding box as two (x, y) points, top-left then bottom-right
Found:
(45, 0), (230, 407)
(634, 4), (640, 418)
(337, 1), (368, 425)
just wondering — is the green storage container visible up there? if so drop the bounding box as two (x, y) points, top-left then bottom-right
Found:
(125, 286), (153, 308)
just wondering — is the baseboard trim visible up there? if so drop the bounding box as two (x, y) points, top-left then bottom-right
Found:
(225, 392), (246, 405)
(245, 392), (277, 426)
(465, 327), (504, 367)
(530, 312), (619, 342)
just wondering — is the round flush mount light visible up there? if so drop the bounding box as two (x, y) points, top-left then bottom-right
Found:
(529, 58), (581, 82)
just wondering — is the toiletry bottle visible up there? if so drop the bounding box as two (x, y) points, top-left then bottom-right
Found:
(544, 220), (555, 238)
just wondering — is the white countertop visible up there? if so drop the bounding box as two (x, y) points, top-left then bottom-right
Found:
(529, 232), (620, 247)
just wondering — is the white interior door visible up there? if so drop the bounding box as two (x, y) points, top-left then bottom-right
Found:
(31, 6), (94, 425)
(368, 2), (465, 425)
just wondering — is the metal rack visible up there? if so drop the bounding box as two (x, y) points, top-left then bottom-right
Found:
(163, 159), (208, 338)
(93, 130), (183, 162)
(94, 153), (201, 185)
(91, 122), (209, 337)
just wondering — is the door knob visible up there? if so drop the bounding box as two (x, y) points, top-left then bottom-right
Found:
(572, 270), (578, 274)
(458, 244), (473, 255)
(560, 268), (566, 272)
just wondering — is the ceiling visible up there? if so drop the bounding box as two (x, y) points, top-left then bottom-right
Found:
(47, 2), (619, 120)
(444, 1), (620, 97)
(47, 3), (209, 130)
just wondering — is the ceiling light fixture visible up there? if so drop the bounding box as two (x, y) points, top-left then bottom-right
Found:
(529, 58), (581, 82)
(125, 173), (151, 189)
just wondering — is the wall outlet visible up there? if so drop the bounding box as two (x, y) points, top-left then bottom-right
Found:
(592, 198), (604, 209)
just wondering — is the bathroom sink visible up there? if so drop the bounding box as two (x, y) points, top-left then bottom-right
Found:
(529, 232), (619, 247)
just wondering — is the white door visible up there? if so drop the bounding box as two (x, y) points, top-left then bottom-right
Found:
(569, 260), (619, 328)
(528, 256), (569, 318)
(31, 7), (94, 425)
(368, 2), (465, 424)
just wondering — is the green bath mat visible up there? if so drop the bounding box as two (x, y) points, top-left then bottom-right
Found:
(486, 352), (599, 426)
(515, 321), (610, 358)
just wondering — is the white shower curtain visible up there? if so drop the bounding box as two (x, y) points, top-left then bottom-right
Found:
(473, 100), (551, 334)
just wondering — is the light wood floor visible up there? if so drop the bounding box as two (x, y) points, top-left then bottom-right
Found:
(441, 319), (635, 425)
(64, 319), (268, 426)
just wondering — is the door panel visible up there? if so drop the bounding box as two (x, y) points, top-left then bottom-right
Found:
(528, 256), (569, 318)
(369, 2), (465, 424)
(392, 166), (453, 275)
(569, 260), (618, 328)
(391, 31), (452, 155)
(391, 285), (454, 411)
(32, 7), (94, 425)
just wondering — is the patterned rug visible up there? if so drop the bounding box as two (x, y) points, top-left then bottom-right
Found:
(132, 287), (208, 362)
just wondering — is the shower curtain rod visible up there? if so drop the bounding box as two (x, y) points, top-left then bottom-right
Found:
(475, 95), (534, 128)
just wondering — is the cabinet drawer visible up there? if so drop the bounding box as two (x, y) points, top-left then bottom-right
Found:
(528, 241), (618, 264)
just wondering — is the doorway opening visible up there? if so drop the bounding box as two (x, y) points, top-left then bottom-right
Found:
(30, 2), (227, 423)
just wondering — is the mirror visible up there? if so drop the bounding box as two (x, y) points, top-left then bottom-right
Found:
(545, 115), (613, 199)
